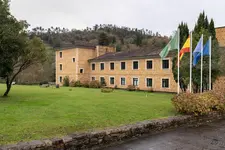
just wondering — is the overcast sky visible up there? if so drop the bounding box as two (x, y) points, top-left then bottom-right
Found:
(10, 0), (225, 36)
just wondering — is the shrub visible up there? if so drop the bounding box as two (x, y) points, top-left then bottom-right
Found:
(101, 88), (113, 93)
(82, 81), (90, 88)
(127, 85), (136, 91)
(172, 92), (225, 115)
(74, 80), (82, 87)
(100, 78), (107, 87)
(39, 81), (48, 86)
(56, 84), (60, 88)
(69, 80), (76, 87)
(63, 76), (70, 87)
(89, 80), (101, 88)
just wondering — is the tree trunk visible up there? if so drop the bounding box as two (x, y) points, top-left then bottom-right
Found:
(3, 77), (13, 97)
(3, 84), (11, 97)
(3, 77), (11, 97)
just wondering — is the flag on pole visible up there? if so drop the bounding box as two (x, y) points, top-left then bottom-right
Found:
(209, 36), (212, 90)
(160, 31), (179, 58)
(179, 36), (190, 61)
(189, 32), (193, 93)
(202, 40), (210, 55)
(193, 38), (210, 66)
(193, 36), (203, 66)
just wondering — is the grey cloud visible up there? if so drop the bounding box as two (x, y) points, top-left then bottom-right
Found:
(10, 0), (225, 36)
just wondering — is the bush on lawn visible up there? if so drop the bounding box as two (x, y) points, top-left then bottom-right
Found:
(39, 81), (48, 86)
(63, 76), (70, 87)
(82, 81), (90, 88)
(56, 84), (60, 88)
(69, 80), (76, 87)
(127, 85), (136, 91)
(101, 87), (113, 93)
(172, 92), (225, 115)
(89, 80), (101, 88)
(74, 80), (82, 87)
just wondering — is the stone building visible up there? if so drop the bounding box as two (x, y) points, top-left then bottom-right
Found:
(216, 26), (225, 47)
(56, 45), (177, 92)
(55, 27), (225, 93)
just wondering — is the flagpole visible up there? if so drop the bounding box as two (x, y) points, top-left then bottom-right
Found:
(177, 29), (180, 94)
(209, 36), (212, 90)
(200, 34), (203, 93)
(190, 32), (192, 93)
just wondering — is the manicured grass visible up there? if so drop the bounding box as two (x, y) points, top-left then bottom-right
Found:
(0, 84), (176, 144)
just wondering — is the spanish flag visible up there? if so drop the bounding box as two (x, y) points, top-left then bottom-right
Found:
(179, 36), (190, 61)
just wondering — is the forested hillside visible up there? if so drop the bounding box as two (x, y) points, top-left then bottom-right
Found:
(29, 24), (169, 51)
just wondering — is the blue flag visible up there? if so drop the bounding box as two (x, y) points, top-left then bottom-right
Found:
(203, 40), (210, 56)
(193, 36), (203, 66)
(193, 38), (210, 66)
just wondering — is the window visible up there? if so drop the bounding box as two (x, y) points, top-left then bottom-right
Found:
(80, 69), (84, 74)
(146, 60), (153, 69)
(59, 52), (62, 58)
(121, 77), (126, 85)
(162, 60), (169, 69)
(162, 79), (169, 88)
(121, 62), (126, 70)
(59, 76), (62, 83)
(100, 63), (105, 70)
(110, 77), (115, 85)
(146, 78), (153, 87)
(110, 62), (114, 70)
(72, 58), (75, 62)
(60, 64), (62, 71)
(92, 63), (95, 70)
(91, 77), (95, 81)
(133, 61), (139, 70)
(100, 77), (105, 85)
(133, 78), (139, 86)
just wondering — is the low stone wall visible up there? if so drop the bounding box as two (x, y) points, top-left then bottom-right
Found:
(1, 112), (225, 150)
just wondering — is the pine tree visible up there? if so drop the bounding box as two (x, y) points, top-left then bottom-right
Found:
(172, 11), (220, 93)
(209, 19), (216, 39)
(204, 16), (209, 29)
(98, 32), (109, 46)
(178, 22), (189, 48)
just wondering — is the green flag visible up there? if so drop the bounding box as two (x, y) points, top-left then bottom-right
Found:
(160, 31), (179, 58)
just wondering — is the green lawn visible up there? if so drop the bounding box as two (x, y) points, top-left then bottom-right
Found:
(0, 84), (176, 145)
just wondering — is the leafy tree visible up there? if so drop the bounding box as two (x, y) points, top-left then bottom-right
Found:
(0, 0), (47, 96)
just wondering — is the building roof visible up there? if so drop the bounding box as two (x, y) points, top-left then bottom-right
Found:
(216, 26), (225, 29)
(89, 47), (172, 62)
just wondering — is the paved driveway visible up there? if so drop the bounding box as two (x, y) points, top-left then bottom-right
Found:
(104, 120), (225, 150)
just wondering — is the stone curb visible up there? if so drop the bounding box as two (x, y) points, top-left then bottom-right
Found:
(1, 112), (224, 150)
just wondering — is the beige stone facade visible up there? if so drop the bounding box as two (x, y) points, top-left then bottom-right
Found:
(89, 58), (177, 92)
(56, 46), (178, 93)
(216, 26), (225, 47)
(56, 46), (116, 84)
